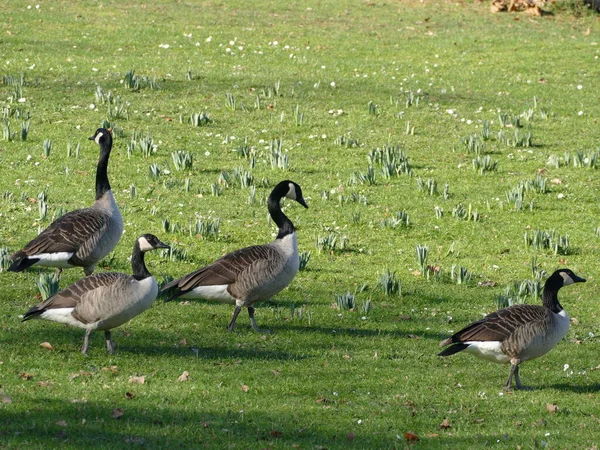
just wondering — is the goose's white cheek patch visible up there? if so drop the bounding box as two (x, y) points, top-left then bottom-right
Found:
(138, 236), (153, 252)
(559, 272), (574, 286)
(94, 132), (104, 145)
(286, 183), (297, 200)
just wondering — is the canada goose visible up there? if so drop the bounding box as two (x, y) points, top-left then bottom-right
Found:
(8, 128), (123, 276)
(438, 268), (586, 390)
(22, 234), (169, 354)
(162, 180), (308, 332)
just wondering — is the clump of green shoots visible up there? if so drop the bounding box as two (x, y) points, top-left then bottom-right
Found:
(20, 120), (29, 141)
(333, 135), (360, 148)
(269, 139), (289, 170)
(452, 203), (479, 221)
(462, 134), (486, 155)
(2, 119), (11, 141)
(298, 251), (311, 271)
(335, 291), (356, 310)
(416, 177), (438, 196)
(368, 144), (413, 178)
(225, 93), (236, 111)
(472, 155), (498, 174)
(188, 111), (212, 127)
(42, 139), (52, 157)
(451, 265), (472, 285)
(316, 232), (348, 253)
(148, 163), (161, 179)
(352, 166), (376, 186)
(0, 247), (11, 272)
(415, 244), (428, 274)
(233, 167), (254, 188)
(172, 151), (193, 171)
(160, 244), (188, 262)
(380, 210), (410, 228)
(190, 217), (220, 239)
(368, 100), (379, 115)
(35, 271), (60, 300)
(378, 269), (401, 296)
(107, 96), (129, 120)
(524, 229), (569, 255)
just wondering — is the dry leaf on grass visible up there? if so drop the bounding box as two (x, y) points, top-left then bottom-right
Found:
(180, 337), (187, 346)
(440, 418), (451, 429)
(19, 372), (34, 381)
(111, 408), (124, 419)
(125, 392), (135, 400)
(404, 431), (419, 442)
(241, 384), (250, 392)
(2, 395), (12, 404)
(546, 403), (559, 414)
(40, 342), (54, 351)
(128, 376), (145, 384)
(270, 430), (283, 438)
(56, 420), (68, 427)
(177, 371), (190, 382)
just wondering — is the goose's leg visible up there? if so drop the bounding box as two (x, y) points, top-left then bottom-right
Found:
(504, 364), (517, 391)
(513, 365), (531, 390)
(105, 330), (114, 354)
(248, 306), (270, 334)
(82, 329), (92, 355)
(228, 306), (243, 332)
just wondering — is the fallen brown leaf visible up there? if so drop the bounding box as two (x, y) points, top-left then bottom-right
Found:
(19, 372), (34, 381)
(37, 381), (51, 387)
(270, 430), (282, 438)
(546, 403), (559, 414)
(2, 395), (12, 403)
(440, 418), (451, 429)
(177, 371), (190, 382)
(112, 408), (124, 419)
(129, 375), (145, 384)
(404, 431), (419, 442)
(56, 420), (68, 427)
(180, 337), (187, 346)
(102, 366), (118, 373)
(271, 370), (281, 376)
(40, 342), (54, 351)
(126, 392), (135, 400)
(241, 384), (250, 392)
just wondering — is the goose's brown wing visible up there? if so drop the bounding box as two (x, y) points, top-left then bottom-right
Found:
(445, 304), (549, 344)
(162, 244), (279, 296)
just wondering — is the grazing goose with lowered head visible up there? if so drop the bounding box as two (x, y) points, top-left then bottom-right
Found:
(22, 234), (169, 354)
(438, 268), (586, 390)
(162, 180), (308, 332)
(8, 128), (123, 276)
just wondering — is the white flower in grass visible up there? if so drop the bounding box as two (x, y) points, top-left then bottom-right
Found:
(205, 36), (212, 42)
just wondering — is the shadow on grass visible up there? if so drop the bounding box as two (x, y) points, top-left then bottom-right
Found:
(5, 325), (308, 361)
(271, 323), (443, 341)
(0, 396), (493, 449)
(544, 383), (600, 393)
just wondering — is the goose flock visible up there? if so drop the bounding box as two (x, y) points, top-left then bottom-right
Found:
(6, 127), (587, 390)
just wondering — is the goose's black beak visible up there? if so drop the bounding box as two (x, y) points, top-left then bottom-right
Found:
(298, 197), (309, 209)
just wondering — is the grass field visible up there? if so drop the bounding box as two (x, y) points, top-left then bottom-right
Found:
(1, 0), (600, 448)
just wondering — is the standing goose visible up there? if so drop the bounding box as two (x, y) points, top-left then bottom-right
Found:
(8, 128), (123, 276)
(438, 268), (586, 390)
(22, 234), (169, 354)
(162, 180), (308, 332)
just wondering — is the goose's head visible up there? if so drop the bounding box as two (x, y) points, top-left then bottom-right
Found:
(274, 180), (308, 208)
(89, 128), (113, 147)
(137, 234), (170, 253)
(549, 268), (586, 288)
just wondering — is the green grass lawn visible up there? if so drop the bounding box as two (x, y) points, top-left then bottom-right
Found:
(1, 0), (600, 448)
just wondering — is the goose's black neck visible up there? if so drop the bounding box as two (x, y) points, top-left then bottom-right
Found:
(268, 194), (295, 239)
(542, 278), (563, 314)
(131, 241), (152, 281)
(95, 142), (112, 200)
